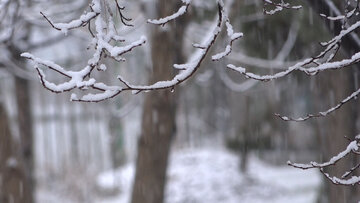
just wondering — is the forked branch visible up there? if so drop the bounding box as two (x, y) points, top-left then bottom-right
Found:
(288, 135), (360, 185)
(22, 0), (242, 102)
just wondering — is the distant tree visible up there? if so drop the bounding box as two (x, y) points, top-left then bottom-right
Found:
(0, 0), (88, 202)
(1, 1), (36, 202)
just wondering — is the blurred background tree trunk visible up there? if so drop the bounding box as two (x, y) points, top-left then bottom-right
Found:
(131, 1), (183, 202)
(314, 67), (358, 203)
(2, 0), (35, 199)
(306, 1), (360, 202)
(0, 99), (33, 203)
(15, 49), (35, 203)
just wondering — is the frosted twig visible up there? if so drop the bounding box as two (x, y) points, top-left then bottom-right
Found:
(226, 58), (311, 82)
(319, 0), (359, 21)
(263, 0), (302, 15)
(288, 140), (359, 169)
(111, 1), (228, 95)
(321, 169), (360, 185)
(40, 0), (101, 35)
(227, 17), (360, 81)
(147, 0), (191, 26)
(275, 86), (360, 121)
(212, 20), (243, 61)
(23, 0), (235, 102)
(288, 135), (360, 185)
(22, 1), (147, 102)
(342, 163), (360, 179)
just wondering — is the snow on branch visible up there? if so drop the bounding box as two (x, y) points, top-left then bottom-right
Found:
(319, 0), (359, 21)
(226, 46), (360, 82)
(263, 0), (302, 15)
(275, 87), (360, 121)
(225, 19), (360, 82)
(22, 0), (147, 102)
(147, 0), (191, 26)
(288, 135), (360, 185)
(39, 0), (101, 35)
(225, 5), (360, 120)
(212, 20), (243, 61)
(117, 0), (230, 95)
(22, 0), (240, 102)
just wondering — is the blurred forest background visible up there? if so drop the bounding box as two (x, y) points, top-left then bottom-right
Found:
(0, 0), (359, 202)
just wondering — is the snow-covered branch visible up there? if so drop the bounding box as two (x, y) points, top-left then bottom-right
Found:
(22, 0), (242, 102)
(319, 0), (359, 21)
(212, 20), (243, 61)
(275, 86), (360, 121)
(39, 1), (101, 35)
(263, 0), (302, 15)
(147, 0), (191, 26)
(226, 3), (360, 121)
(288, 135), (360, 185)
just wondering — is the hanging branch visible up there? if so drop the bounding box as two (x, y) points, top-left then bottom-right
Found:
(319, 0), (359, 21)
(275, 86), (360, 121)
(227, 4), (360, 121)
(115, 0), (133, 27)
(22, 0), (242, 102)
(39, 1), (101, 35)
(212, 20), (243, 61)
(229, 3), (360, 82)
(288, 135), (360, 185)
(147, 0), (191, 26)
(263, 0), (302, 15)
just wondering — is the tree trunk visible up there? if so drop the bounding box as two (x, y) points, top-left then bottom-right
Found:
(14, 75), (34, 203)
(131, 1), (178, 203)
(314, 68), (358, 203)
(305, 1), (360, 202)
(0, 100), (33, 203)
(4, 45), (35, 203)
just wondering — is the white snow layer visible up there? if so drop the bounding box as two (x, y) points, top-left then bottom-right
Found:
(93, 148), (320, 203)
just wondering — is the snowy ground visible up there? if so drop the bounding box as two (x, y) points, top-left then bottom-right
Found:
(93, 148), (321, 203)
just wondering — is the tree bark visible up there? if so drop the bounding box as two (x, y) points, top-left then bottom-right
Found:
(14, 75), (34, 203)
(4, 0), (35, 199)
(131, 1), (178, 203)
(4, 44), (35, 203)
(305, 1), (360, 202)
(314, 68), (358, 203)
(0, 101), (33, 203)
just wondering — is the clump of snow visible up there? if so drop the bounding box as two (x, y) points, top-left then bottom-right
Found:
(99, 64), (107, 71)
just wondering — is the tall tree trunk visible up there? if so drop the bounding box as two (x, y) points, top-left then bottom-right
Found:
(131, 1), (178, 203)
(15, 75), (34, 203)
(5, 45), (35, 203)
(306, 1), (360, 202)
(315, 68), (358, 203)
(0, 100), (33, 203)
